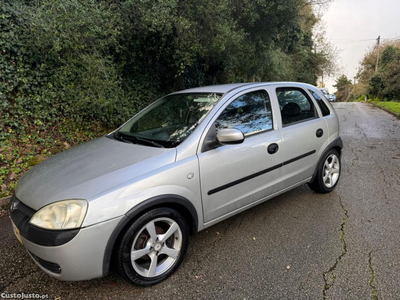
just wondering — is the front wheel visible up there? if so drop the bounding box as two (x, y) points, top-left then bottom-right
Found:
(117, 208), (189, 286)
(308, 149), (341, 193)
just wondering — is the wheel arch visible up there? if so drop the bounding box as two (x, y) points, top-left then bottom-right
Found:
(102, 194), (198, 276)
(310, 137), (343, 183)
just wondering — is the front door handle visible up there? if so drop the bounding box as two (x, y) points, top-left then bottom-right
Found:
(316, 128), (324, 138)
(267, 143), (279, 154)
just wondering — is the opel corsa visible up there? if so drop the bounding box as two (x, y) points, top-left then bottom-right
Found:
(11, 82), (343, 286)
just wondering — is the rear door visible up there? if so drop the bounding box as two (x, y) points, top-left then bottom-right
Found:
(271, 85), (329, 189)
(197, 88), (283, 223)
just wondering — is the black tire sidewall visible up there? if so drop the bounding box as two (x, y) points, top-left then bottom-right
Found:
(118, 207), (189, 286)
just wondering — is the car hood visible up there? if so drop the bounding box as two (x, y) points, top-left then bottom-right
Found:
(16, 136), (176, 210)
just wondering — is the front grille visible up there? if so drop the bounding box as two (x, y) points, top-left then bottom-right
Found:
(29, 251), (62, 274)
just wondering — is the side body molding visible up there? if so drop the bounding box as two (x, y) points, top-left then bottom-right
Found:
(102, 195), (198, 275)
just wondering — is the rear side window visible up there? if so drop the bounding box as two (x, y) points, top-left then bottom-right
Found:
(309, 90), (331, 117)
(276, 87), (316, 126)
(215, 90), (273, 135)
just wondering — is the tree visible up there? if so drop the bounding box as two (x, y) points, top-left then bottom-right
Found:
(334, 75), (353, 101)
(353, 40), (400, 100)
(313, 21), (340, 84)
(380, 45), (400, 99)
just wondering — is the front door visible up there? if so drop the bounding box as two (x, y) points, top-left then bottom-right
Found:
(198, 89), (283, 223)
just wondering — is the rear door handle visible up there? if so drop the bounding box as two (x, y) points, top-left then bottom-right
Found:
(316, 128), (324, 138)
(267, 143), (279, 154)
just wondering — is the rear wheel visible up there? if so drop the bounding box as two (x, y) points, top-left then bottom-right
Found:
(117, 208), (189, 286)
(309, 149), (341, 193)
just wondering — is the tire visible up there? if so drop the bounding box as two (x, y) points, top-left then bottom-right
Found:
(117, 207), (189, 286)
(308, 148), (341, 193)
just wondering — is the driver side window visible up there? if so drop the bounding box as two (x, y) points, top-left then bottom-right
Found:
(215, 90), (273, 136)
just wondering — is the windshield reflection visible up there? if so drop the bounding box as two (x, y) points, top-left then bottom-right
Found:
(116, 93), (222, 148)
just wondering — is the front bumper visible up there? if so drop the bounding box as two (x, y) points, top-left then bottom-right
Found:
(10, 195), (123, 281)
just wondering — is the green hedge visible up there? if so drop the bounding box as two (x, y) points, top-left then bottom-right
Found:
(1, 0), (329, 136)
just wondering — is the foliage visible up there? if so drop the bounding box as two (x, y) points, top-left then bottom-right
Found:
(355, 41), (400, 100)
(348, 82), (368, 101)
(368, 74), (385, 98)
(352, 95), (366, 102)
(379, 45), (400, 100)
(0, 119), (108, 197)
(117, 0), (326, 87)
(333, 75), (353, 101)
(312, 20), (340, 80)
(0, 0), (333, 196)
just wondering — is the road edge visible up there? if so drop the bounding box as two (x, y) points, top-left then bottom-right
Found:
(369, 102), (400, 119)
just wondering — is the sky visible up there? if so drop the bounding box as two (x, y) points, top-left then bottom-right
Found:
(322, 0), (400, 93)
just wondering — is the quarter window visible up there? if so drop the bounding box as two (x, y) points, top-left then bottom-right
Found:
(215, 90), (273, 135)
(276, 88), (316, 126)
(309, 90), (331, 117)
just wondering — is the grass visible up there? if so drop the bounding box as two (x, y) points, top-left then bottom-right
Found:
(371, 101), (400, 118)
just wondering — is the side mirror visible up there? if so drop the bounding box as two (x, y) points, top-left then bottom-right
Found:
(217, 128), (244, 145)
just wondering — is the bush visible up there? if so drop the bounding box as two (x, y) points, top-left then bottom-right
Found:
(357, 41), (400, 101)
(368, 73), (385, 98)
(353, 95), (366, 102)
(1, 0), (332, 135)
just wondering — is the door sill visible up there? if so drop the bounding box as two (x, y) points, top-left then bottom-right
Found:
(202, 177), (312, 229)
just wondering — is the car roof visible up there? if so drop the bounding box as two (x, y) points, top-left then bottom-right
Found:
(170, 83), (254, 95)
(170, 82), (317, 95)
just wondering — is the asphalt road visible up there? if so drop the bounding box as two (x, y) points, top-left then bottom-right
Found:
(1, 102), (400, 300)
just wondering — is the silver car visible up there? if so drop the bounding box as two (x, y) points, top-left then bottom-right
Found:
(11, 82), (342, 286)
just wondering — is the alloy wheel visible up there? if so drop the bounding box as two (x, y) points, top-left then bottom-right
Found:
(323, 154), (340, 188)
(130, 217), (183, 278)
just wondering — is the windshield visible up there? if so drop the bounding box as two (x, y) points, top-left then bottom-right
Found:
(115, 93), (222, 148)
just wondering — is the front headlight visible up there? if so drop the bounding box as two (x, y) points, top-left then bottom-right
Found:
(29, 200), (88, 230)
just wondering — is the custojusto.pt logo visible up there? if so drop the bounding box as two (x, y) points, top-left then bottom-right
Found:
(1, 293), (49, 299)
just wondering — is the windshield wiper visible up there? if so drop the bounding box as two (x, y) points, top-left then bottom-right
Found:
(115, 132), (164, 148)
(112, 132), (134, 144)
(133, 136), (165, 148)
